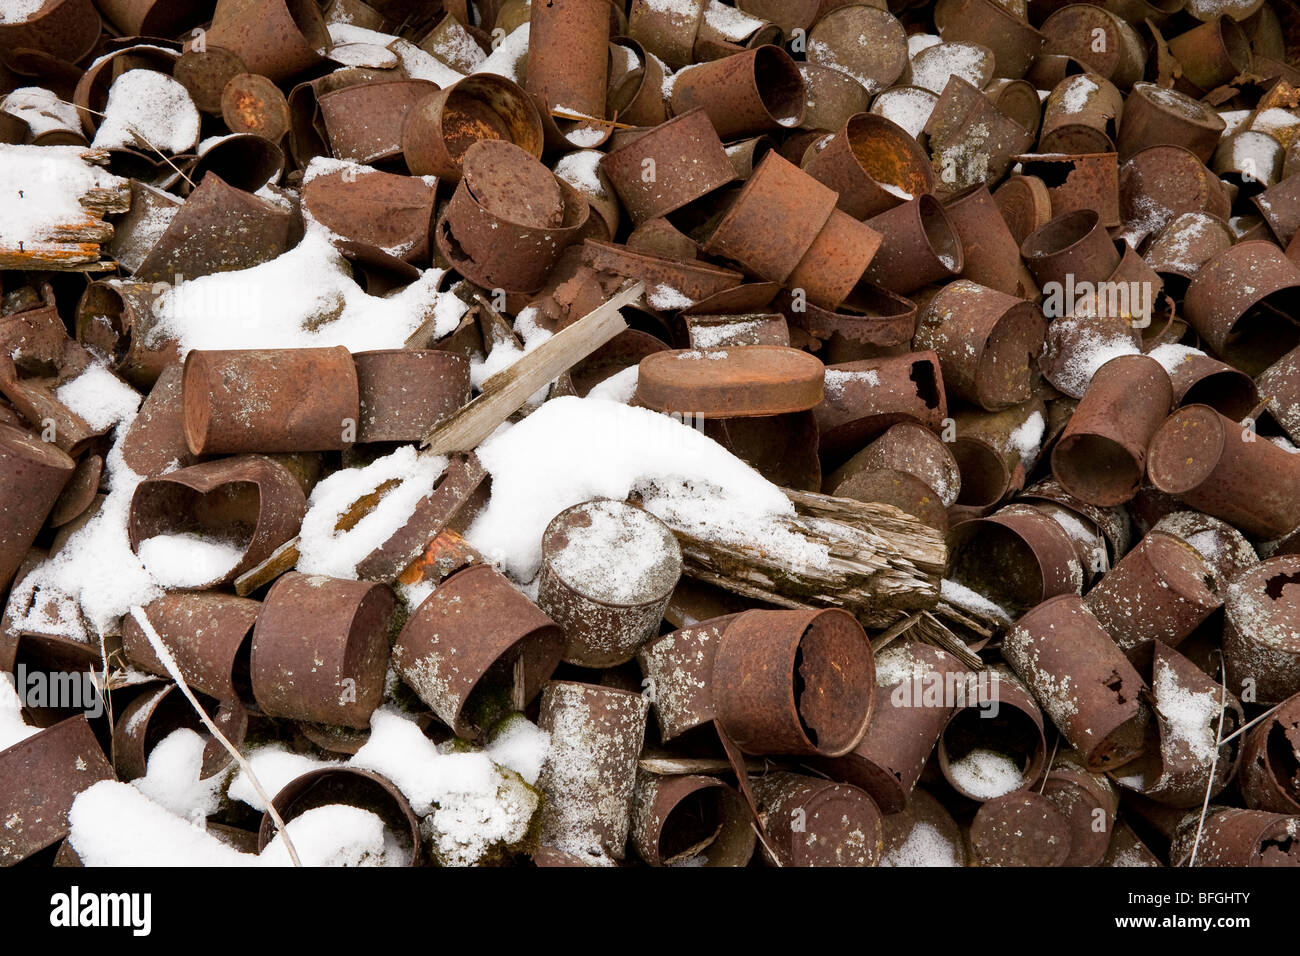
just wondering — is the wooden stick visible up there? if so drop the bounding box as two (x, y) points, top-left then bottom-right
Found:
(421, 280), (644, 454)
(129, 606), (302, 866)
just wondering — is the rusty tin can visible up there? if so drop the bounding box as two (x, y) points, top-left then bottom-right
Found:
(1239, 692), (1300, 813)
(1184, 241), (1300, 377)
(630, 772), (755, 867)
(353, 350), (470, 444)
(970, 790), (1073, 866)
(536, 680), (649, 861)
(182, 347), (360, 455)
(394, 563), (565, 739)
(0, 715), (114, 864)
(814, 641), (968, 813)
(402, 74), (545, 182)
(0, 425), (75, 592)
(1003, 594), (1151, 771)
(803, 113), (934, 220)
(1117, 82), (1226, 163)
(937, 665), (1047, 801)
(942, 184), (1038, 299)
(121, 591), (262, 704)
(538, 499), (681, 668)
(712, 607), (874, 758)
(1085, 531), (1222, 662)
(436, 140), (590, 294)
(914, 279), (1045, 410)
(204, 0), (330, 84)
(749, 771), (883, 867)
(1224, 556), (1300, 706)
(257, 767), (422, 866)
(1117, 643), (1244, 808)
(1147, 404), (1300, 540)
(1051, 354), (1173, 506)
(635, 613), (738, 742)
(861, 195), (964, 295)
(250, 572), (394, 729)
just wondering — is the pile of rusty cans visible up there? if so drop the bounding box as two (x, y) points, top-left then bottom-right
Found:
(2, 0), (1300, 868)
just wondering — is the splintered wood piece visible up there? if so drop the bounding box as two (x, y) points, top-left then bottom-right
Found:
(422, 280), (645, 454)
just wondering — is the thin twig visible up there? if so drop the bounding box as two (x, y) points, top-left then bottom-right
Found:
(1038, 736), (1061, 794)
(129, 605), (302, 866)
(57, 98), (197, 189)
(1188, 652), (1230, 868)
(549, 109), (637, 130)
(1217, 702), (1282, 746)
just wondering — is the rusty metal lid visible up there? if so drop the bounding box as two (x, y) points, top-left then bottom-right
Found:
(634, 346), (825, 418)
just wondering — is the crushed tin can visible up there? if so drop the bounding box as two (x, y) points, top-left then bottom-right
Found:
(1038, 73), (1124, 155)
(301, 166), (437, 262)
(1166, 15), (1254, 94)
(436, 140), (590, 294)
(204, 0), (330, 84)
(924, 76), (1034, 195)
(814, 351), (948, 460)
(127, 455), (308, 587)
(119, 365), (199, 478)
(1115, 643), (1244, 808)
(825, 421), (961, 531)
(133, 172), (294, 283)
(934, 0), (1045, 80)
(635, 613), (737, 743)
